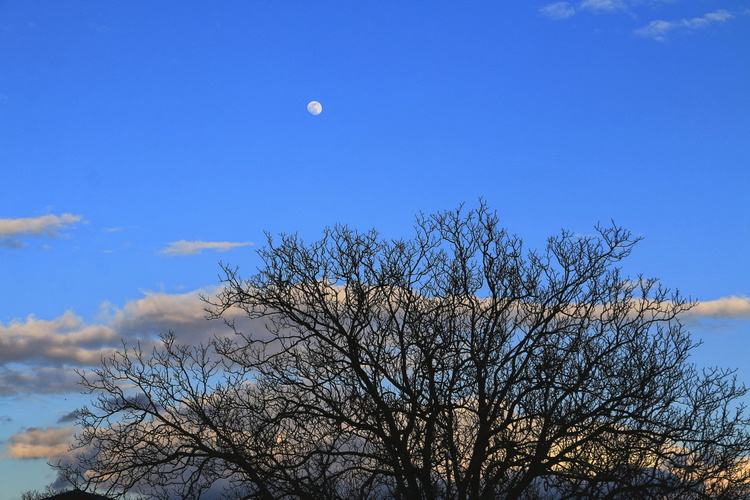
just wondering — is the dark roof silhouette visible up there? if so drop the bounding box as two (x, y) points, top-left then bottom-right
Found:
(42, 490), (114, 500)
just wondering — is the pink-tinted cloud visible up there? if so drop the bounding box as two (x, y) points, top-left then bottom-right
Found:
(0, 311), (119, 365)
(3, 284), (748, 399)
(0, 288), (255, 396)
(4, 426), (75, 459)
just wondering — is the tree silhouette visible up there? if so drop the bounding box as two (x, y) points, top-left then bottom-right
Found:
(61, 203), (750, 499)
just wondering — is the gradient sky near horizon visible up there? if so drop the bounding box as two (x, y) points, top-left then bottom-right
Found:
(1, 1), (749, 498)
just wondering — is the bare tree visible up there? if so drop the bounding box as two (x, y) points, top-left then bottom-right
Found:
(61, 203), (750, 499)
(21, 488), (60, 500)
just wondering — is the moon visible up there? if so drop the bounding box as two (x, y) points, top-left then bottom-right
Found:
(307, 101), (322, 115)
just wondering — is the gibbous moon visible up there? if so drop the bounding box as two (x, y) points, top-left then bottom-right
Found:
(307, 101), (323, 115)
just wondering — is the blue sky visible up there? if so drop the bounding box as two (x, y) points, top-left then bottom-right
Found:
(1, 1), (749, 497)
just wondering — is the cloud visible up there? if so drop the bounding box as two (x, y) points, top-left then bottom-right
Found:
(686, 296), (750, 320)
(4, 426), (75, 459)
(56, 411), (78, 424)
(4, 282), (745, 399)
(579, 0), (628, 12)
(539, 2), (576, 19)
(0, 288), (255, 396)
(106, 288), (268, 346)
(0, 311), (119, 365)
(0, 214), (83, 238)
(540, 0), (628, 19)
(0, 366), (84, 396)
(89, 22), (111, 33)
(635, 9), (735, 41)
(540, 2), (743, 40)
(108, 288), (231, 343)
(0, 213), (84, 248)
(159, 240), (254, 256)
(0, 238), (25, 249)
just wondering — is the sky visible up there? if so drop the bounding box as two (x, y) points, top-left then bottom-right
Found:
(1, 0), (749, 497)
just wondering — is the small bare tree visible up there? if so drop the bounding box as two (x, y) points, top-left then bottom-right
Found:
(20, 488), (62, 500)
(61, 203), (750, 499)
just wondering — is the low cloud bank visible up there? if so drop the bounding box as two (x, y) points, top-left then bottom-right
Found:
(1, 290), (748, 482)
(2, 285), (749, 398)
(0, 288), (253, 396)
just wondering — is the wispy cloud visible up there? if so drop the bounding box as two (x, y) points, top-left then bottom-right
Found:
(539, 2), (576, 19)
(159, 240), (254, 256)
(89, 22), (111, 33)
(579, 0), (628, 12)
(540, 3), (741, 40)
(0, 239), (25, 249)
(3, 426), (75, 459)
(635, 9), (735, 41)
(0, 213), (84, 248)
(539, 0), (629, 19)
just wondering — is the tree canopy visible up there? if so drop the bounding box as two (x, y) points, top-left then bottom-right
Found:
(61, 204), (750, 499)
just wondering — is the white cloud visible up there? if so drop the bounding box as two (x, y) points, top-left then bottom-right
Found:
(579, 0), (628, 12)
(0, 213), (83, 238)
(540, 2), (743, 40)
(703, 9), (735, 23)
(686, 296), (750, 320)
(539, 2), (577, 19)
(109, 288), (231, 343)
(89, 22), (111, 33)
(635, 9), (735, 41)
(108, 288), (269, 347)
(159, 240), (254, 256)
(3, 426), (75, 459)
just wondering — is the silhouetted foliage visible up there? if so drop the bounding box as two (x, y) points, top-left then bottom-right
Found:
(60, 203), (750, 499)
